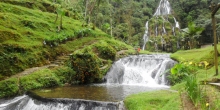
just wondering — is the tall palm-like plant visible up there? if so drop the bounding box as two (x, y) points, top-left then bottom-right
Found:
(53, 0), (69, 32)
(182, 22), (204, 49)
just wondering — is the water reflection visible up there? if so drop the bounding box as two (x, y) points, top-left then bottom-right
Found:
(32, 84), (168, 102)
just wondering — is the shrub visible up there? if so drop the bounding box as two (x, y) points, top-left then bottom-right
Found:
(95, 42), (116, 60)
(70, 51), (102, 84)
(54, 66), (76, 84)
(168, 62), (196, 85)
(185, 75), (202, 107)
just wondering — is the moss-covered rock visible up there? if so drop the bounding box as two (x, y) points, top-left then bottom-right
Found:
(20, 69), (60, 91)
(70, 51), (103, 84)
(53, 66), (76, 84)
(95, 41), (116, 60)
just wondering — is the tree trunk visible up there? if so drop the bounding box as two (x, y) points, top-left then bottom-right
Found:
(60, 14), (63, 29)
(108, 0), (113, 37)
(84, 0), (88, 22)
(55, 13), (58, 23)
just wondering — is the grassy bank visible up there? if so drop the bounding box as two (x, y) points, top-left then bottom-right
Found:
(124, 90), (181, 110)
(124, 45), (220, 110)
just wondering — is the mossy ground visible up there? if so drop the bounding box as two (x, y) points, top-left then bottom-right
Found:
(0, 0), (140, 98)
(0, 0), (107, 78)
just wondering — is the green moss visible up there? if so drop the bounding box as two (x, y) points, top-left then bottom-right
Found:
(95, 41), (116, 60)
(20, 69), (60, 91)
(0, 0), (112, 78)
(53, 66), (76, 84)
(69, 38), (134, 84)
(0, 78), (19, 98)
(71, 51), (103, 84)
(0, 30), (21, 42)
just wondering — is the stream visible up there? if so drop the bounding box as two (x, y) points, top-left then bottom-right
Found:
(0, 54), (176, 110)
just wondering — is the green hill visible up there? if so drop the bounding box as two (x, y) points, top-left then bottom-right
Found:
(0, 0), (138, 98)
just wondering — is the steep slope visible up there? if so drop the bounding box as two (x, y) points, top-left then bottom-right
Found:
(0, 1), (133, 80)
(0, 1), (137, 98)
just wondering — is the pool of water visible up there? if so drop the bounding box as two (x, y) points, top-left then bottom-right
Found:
(32, 84), (169, 102)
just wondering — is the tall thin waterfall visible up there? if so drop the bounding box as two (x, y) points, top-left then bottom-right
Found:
(142, 0), (180, 50)
(142, 21), (149, 50)
(105, 54), (176, 86)
(154, 0), (171, 16)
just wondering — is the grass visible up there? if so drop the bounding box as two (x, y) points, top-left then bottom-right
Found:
(124, 90), (181, 110)
(171, 44), (220, 66)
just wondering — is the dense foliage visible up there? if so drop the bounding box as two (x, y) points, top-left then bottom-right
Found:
(53, 0), (220, 53)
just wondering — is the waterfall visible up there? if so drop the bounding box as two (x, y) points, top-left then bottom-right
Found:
(154, 0), (171, 16)
(142, 0), (180, 51)
(173, 17), (180, 28)
(162, 22), (166, 35)
(105, 54), (176, 86)
(142, 21), (149, 50)
(0, 55), (175, 110)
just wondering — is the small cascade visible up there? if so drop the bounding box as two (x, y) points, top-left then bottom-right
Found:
(173, 17), (180, 28)
(105, 54), (176, 86)
(0, 93), (124, 110)
(162, 22), (166, 35)
(142, 0), (180, 51)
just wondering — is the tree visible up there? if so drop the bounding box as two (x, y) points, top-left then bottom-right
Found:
(182, 22), (204, 49)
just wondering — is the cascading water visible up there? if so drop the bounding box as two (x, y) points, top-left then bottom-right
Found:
(142, 21), (149, 50)
(0, 93), (124, 110)
(105, 54), (176, 87)
(0, 55), (175, 110)
(142, 0), (180, 50)
(154, 0), (171, 16)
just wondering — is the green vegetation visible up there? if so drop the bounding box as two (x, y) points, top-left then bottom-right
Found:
(124, 90), (180, 110)
(0, 78), (19, 98)
(20, 69), (60, 91)
(70, 39), (133, 84)
(185, 75), (202, 107)
(171, 44), (220, 67)
(0, 66), (77, 98)
(169, 63), (194, 85)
